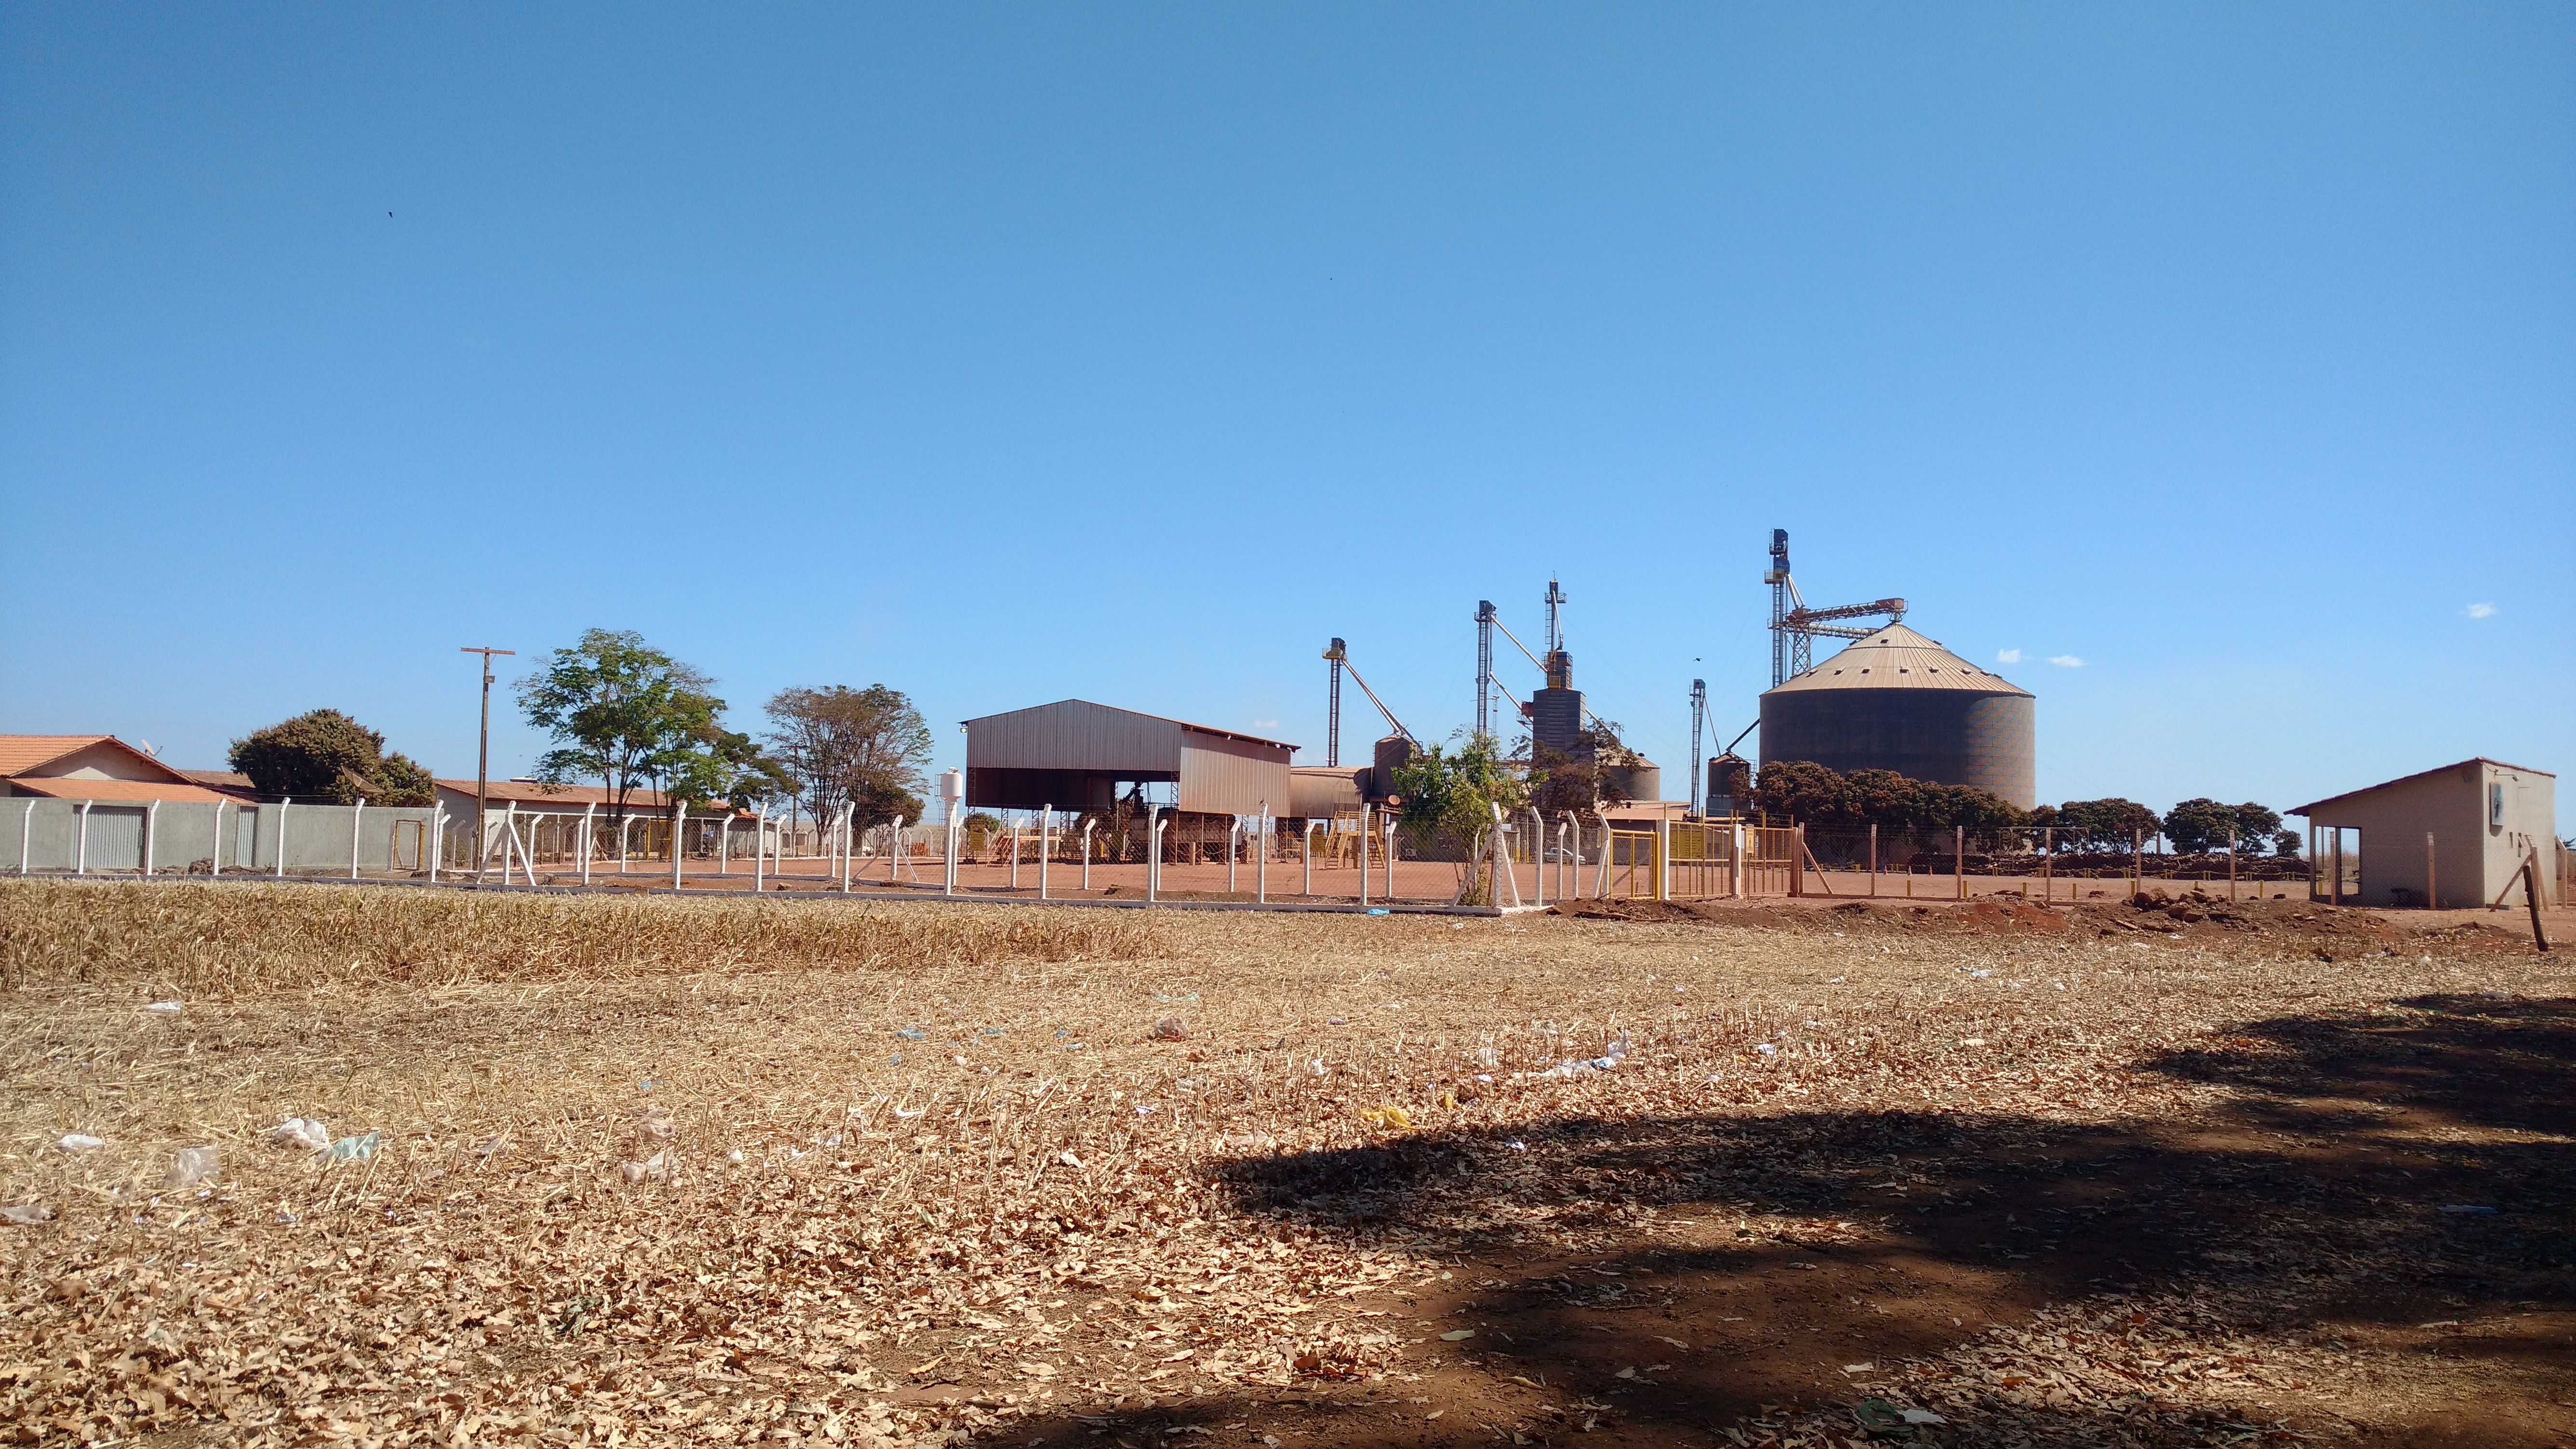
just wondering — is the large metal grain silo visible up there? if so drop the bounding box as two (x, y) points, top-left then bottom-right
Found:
(1757, 624), (2034, 807)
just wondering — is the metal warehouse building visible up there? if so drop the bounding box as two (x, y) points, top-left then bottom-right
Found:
(1758, 624), (2036, 808)
(961, 700), (1296, 817)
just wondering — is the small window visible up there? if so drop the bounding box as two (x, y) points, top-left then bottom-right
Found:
(2490, 781), (2505, 829)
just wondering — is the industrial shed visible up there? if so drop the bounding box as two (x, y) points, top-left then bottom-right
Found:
(2292, 758), (2559, 909)
(961, 701), (1296, 818)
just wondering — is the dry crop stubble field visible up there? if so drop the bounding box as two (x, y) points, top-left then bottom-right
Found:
(0, 880), (2568, 1448)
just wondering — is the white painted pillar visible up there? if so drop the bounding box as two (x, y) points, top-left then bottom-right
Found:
(427, 804), (443, 883)
(1256, 802), (1268, 904)
(840, 807), (854, 893)
(1039, 805), (1052, 900)
(143, 799), (159, 877)
(500, 801), (517, 885)
(753, 805), (768, 893)
(18, 800), (31, 875)
(581, 802), (595, 885)
(1384, 817), (1398, 900)
(672, 800), (687, 891)
(1303, 819), (1318, 896)
(209, 799), (224, 878)
(1227, 818), (1239, 893)
(1082, 819), (1097, 891)
(274, 798), (290, 878)
(76, 799), (92, 875)
(1357, 804), (1370, 908)
(1146, 806), (1166, 902)
(349, 798), (365, 879)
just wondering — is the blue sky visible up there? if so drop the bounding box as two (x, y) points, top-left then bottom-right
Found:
(3, 5), (2569, 824)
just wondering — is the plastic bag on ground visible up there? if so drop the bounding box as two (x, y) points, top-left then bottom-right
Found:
(57, 1134), (104, 1153)
(269, 1118), (331, 1153)
(328, 1132), (382, 1162)
(620, 1149), (672, 1184)
(142, 1001), (182, 1014)
(164, 1146), (220, 1190)
(1151, 1017), (1190, 1041)
(0, 1204), (53, 1225)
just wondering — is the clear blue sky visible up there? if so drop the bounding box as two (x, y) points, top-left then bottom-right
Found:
(3, 5), (2569, 824)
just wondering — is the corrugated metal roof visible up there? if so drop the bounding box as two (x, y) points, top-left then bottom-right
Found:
(2290, 757), (2556, 816)
(1761, 624), (2031, 698)
(960, 700), (1296, 754)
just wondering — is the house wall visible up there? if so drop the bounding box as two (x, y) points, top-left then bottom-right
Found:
(12, 740), (181, 783)
(2483, 763), (2557, 907)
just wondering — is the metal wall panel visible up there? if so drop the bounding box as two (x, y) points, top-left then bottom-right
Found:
(1758, 688), (2035, 808)
(965, 700), (1186, 774)
(1176, 729), (1295, 816)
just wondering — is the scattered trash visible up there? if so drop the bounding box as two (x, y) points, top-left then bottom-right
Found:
(1439, 1329), (1476, 1342)
(1328, 1017), (1346, 1025)
(0, 1204), (53, 1225)
(897, 1027), (928, 1040)
(725, 1148), (746, 1165)
(1151, 1017), (1190, 1041)
(619, 1150), (672, 1184)
(329, 1132), (383, 1162)
(1503, 1139), (1528, 1152)
(1308, 1059), (1328, 1076)
(1134, 1104), (1155, 1115)
(2438, 1204), (2497, 1214)
(638, 1079), (658, 1091)
(1969, 969), (1992, 979)
(893, 1106), (925, 1118)
(1903, 1409), (1946, 1426)
(1961, 1037), (1987, 1048)
(638, 1113), (676, 1144)
(1057, 1151), (1084, 1168)
(268, 1118), (331, 1153)
(141, 1001), (182, 1014)
(982, 1027), (1006, 1036)
(1755, 1043), (1777, 1055)
(1475, 1046), (1500, 1069)
(56, 1133), (104, 1153)
(163, 1145), (220, 1191)
(1154, 993), (1199, 1003)
(1366, 908), (1389, 916)
(1841, 1362), (1876, 1373)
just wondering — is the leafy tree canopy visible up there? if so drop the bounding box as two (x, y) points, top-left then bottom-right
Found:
(517, 629), (758, 817)
(227, 709), (434, 806)
(764, 684), (934, 826)
(1750, 761), (2024, 834)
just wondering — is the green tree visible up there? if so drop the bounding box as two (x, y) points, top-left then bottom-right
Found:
(227, 709), (435, 805)
(2231, 802), (2283, 850)
(2055, 798), (2162, 853)
(517, 629), (744, 821)
(1391, 732), (1531, 905)
(764, 684), (935, 826)
(2161, 797), (2236, 853)
(1751, 760), (1854, 827)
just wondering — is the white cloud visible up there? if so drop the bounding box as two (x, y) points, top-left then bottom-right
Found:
(2464, 603), (2496, 619)
(2046, 655), (2085, 668)
(1995, 648), (2023, 665)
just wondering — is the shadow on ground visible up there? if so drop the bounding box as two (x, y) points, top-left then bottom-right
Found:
(982, 995), (2575, 1448)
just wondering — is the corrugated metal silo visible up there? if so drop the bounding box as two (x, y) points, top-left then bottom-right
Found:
(1757, 624), (2034, 807)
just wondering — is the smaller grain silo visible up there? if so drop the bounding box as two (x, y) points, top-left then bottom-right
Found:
(1758, 624), (2034, 807)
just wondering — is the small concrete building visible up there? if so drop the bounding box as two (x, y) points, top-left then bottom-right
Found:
(961, 700), (1295, 817)
(2291, 758), (2559, 909)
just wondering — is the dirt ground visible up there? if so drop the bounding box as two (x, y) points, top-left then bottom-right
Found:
(0, 880), (2568, 1448)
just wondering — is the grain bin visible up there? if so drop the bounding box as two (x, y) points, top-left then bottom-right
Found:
(1757, 624), (2034, 807)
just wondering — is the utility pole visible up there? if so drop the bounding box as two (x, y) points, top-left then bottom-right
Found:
(460, 647), (515, 883)
(1688, 678), (1707, 815)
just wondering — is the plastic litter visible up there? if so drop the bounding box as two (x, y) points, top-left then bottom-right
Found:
(1439, 1328), (1475, 1342)
(268, 1118), (331, 1153)
(57, 1133), (105, 1153)
(1366, 908), (1390, 916)
(1, 1204), (53, 1225)
(1151, 1017), (1190, 1041)
(164, 1146), (220, 1190)
(1308, 1059), (1328, 1076)
(1504, 1139), (1528, 1152)
(142, 1001), (182, 1014)
(619, 1150), (672, 1184)
(897, 1026), (928, 1040)
(638, 1113), (675, 1144)
(1755, 1043), (1778, 1055)
(1058, 1150), (1084, 1168)
(329, 1132), (383, 1162)
(725, 1148), (746, 1165)
(1475, 1046), (1500, 1069)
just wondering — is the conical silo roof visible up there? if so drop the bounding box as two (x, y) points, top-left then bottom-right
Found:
(1763, 623), (2030, 698)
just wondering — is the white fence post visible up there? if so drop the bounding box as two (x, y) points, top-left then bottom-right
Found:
(1082, 819), (1097, 892)
(210, 799), (225, 878)
(581, 802), (594, 886)
(1384, 818), (1398, 901)
(1357, 805), (1369, 908)
(18, 800), (31, 875)
(752, 805), (767, 893)
(274, 798), (290, 878)
(1256, 802), (1268, 904)
(673, 801), (687, 891)
(840, 807), (854, 894)
(1303, 819), (1318, 896)
(76, 800), (92, 875)
(428, 805), (443, 882)
(349, 799), (365, 880)
(143, 800), (159, 877)
(1038, 805), (1052, 900)
(1147, 806), (1166, 903)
